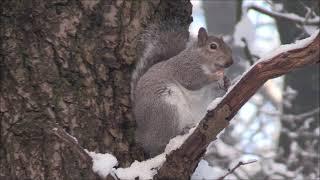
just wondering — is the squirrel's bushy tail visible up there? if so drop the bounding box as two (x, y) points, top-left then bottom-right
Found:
(131, 21), (190, 100)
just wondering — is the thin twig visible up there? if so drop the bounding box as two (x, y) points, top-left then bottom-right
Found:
(217, 160), (258, 180)
(51, 126), (92, 163)
(260, 107), (320, 122)
(241, 38), (259, 65)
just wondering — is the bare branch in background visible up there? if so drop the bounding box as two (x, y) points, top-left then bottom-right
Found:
(51, 127), (93, 164)
(217, 160), (257, 180)
(247, 5), (320, 25)
(241, 38), (259, 65)
(261, 107), (320, 122)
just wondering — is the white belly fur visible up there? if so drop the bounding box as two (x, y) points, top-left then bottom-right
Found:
(164, 83), (221, 131)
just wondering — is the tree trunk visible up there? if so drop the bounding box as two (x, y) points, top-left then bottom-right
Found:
(0, 0), (192, 179)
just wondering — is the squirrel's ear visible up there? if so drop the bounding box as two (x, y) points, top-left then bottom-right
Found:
(198, 27), (208, 46)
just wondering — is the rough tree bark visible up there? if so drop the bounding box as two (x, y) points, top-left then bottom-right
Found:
(156, 32), (320, 179)
(0, 0), (191, 179)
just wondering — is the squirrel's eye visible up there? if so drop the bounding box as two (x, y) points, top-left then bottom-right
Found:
(210, 43), (218, 50)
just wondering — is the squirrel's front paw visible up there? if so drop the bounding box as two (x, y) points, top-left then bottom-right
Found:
(218, 76), (231, 91)
(223, 76), (231, 90)
(180, 126), (192, 135)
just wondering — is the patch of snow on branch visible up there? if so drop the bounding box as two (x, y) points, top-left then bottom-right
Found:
(86, 128), (195, 179)
(115, 155), (165, 180)
(164, 127), (195, 153)
(207, 97), (223, 111)
(114, 127), (195, 179)
(259, 29), (319, 62)
(86, 151), (118, 178)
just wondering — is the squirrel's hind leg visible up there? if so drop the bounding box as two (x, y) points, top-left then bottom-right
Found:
(135, 99), (179, 157)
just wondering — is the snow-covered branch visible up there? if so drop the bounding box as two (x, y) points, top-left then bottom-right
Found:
(155, 31), (320, 179)
(247, 5), (320, 25)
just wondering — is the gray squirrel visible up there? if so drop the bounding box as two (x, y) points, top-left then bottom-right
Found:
(131, 24), (233, 157)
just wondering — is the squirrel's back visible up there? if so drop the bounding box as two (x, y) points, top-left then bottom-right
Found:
(131, 22), (190, 101)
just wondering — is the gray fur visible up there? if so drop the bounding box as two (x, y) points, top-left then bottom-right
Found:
(132, 27), (233, 156)
(131, 22), (189, 101)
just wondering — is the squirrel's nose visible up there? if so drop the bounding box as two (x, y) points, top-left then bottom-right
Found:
(224, 58), (233, 67)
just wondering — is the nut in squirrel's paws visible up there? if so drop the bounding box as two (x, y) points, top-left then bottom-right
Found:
(215, 70), (224, 78)
(209, 70), (225, 81)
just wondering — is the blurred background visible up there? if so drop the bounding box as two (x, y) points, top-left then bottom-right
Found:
(189, 0), (320, 179)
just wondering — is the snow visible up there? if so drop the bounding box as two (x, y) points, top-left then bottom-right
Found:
(86, 151), (118, 178)
(115, 127), (195, 179)
(259, 29), (319, 62)
(115, 155), (165, 180)
(207, 97), (223, 110)
(164, 127), (195, 153)
(87, 127), (195, 179)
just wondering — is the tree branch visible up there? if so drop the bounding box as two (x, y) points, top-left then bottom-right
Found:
(155, 32), (320, 179)
(247, 5), (320, 25)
